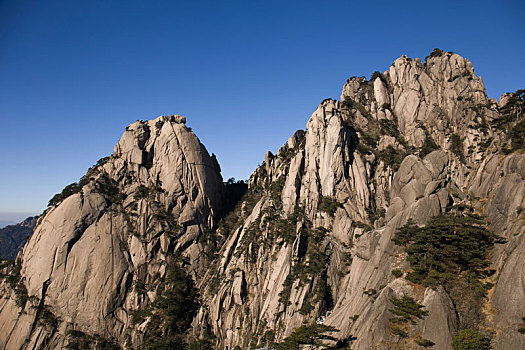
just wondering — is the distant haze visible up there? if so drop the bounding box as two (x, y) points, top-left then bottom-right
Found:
(0, 213), (37, 228)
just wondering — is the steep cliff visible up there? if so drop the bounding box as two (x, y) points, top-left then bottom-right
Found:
(0, 50), (523, 350)
(194, 49), (525, 349)
(0, 115), (224, 349)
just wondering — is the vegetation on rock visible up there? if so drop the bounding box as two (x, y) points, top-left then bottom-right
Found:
(5, 259), (28, 308)
(452, 329), (490, 350)
(137, 255), (199, 350)
(393, 213), (500, 287)
(394, 212), (503, 332)
(47, 156), (111, 207)
(277, 324), (338, 350)
(66, 330), (120, 350)
(495, 89), (525, 153)
(388, 295), (430, 346)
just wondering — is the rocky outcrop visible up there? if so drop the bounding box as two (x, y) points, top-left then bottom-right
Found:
(195, 50), (524, 349)
(0, 51), (523, 350)
(0, 115), (223, 349)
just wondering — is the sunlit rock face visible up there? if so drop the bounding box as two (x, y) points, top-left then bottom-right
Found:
(0, 115), (224, 349)
(197, 50), (524, 349)
(1, 51), (524, 350)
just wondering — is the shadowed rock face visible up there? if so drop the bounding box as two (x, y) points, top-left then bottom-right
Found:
(0, 52), (523, 350)
(0, 216), (38, 260)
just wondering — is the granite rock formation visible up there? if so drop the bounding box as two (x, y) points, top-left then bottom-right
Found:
(1, 115), (223, 349)
(0, 50), (524, 350)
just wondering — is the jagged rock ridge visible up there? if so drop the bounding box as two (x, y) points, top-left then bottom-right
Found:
(0, 50), (524, 350)
(1, 115), (224, 349)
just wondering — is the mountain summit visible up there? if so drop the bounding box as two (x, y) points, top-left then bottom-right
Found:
(1, 50), (524, 350)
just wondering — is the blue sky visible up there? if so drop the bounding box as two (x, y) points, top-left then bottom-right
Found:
(0, 0), (524, 218)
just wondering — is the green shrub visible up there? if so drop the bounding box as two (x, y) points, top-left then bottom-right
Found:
(274, 217), (297, 243)
(6, 260), (28, 308)
(66, 330), (92, 350)
(393, 213), (504, 328)
(318, 195), (341, 215)
(392, 269), (403, 278)
(509, 117), (525, 151)
(377, 145), (407, 171)
(131, 309), (150, 325)
(450, 133), (465, 162)
(141, 255), (199, 349)
(66, 330), (120, 350)
(95, 156), (110, 167)
(415, 338), (435, 347)
(371, 71), (386, 83)
(452, 329), (490, 350)
(493, 90), (524, 151)
(389, 325), (408, 338)
(387, 296), (428, 344)
(379, 119), (399, 137)
(366, 206), (386, 224)
(479, 136), (493, 151)
(134, 184), (151, 200)
(389, 295), (428, 325)
(429, 48), (444, 58)
(342, 96), (354, 109)
(95, 175), (123, 204)
(393, 214), (501, 286)
(278, 225), (331, 311)
(38, 306), (59, 330)
(277, 324), (338, 349)
(420, 132), (439, 157)
(363, 288), (377, 297)
(48, 182), (82, 207)
(269, 175), (286, 209)
(278, 273), (295, 306)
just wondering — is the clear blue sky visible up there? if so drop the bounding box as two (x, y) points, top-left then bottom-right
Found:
(0, 0), (523, 218)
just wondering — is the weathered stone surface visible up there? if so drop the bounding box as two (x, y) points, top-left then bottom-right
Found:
(421, 286), (457, 350)
(0, 116), (224, 348)
(1, 50), (522, 350)
(199, 51), (523, 349)
(373, 77), (389, 107)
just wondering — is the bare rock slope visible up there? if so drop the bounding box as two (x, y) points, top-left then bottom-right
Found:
(1, 115), (223, 349)
(0, 49), (524, 350)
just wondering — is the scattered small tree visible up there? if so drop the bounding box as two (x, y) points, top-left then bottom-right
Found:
(389, 295), (428, 325)
(277, 324), (338, 350)
(415, 337), (436, 348)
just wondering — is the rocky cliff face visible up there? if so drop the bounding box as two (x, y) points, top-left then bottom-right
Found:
(0, 115), (223, 349)
(194, 50), (524, 349)
(0, 50), (523, 350)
